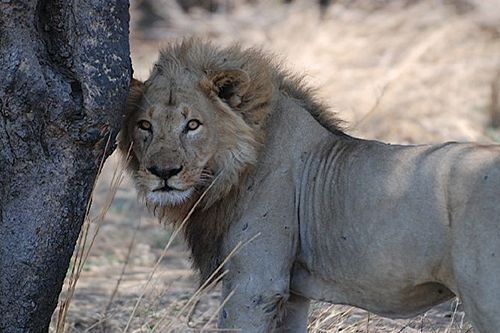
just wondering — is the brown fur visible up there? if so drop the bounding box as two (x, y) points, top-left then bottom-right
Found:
(118, 38), (343, 281)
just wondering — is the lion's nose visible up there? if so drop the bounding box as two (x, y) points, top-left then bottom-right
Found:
(147, 165), (183, 181)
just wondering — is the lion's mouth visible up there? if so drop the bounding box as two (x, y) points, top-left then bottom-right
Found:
(146, 186), (194, 206)
(153, 184), (181, 192)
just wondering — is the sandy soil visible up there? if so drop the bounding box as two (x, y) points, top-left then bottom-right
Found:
(50, 0), (500, 332)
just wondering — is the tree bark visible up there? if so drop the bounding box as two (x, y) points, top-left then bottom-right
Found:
(0, 1), (131, 332)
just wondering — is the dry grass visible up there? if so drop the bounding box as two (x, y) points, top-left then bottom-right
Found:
(50, 0), (500, 332)
(52, 138), (129, 333)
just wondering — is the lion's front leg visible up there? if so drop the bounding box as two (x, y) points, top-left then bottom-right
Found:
(279, 293), (310, 332)
(218, 279), (309, 332)
(216, 197), (299, 331)
(217, 234), (296, 333)
(218, 279), (290, 332)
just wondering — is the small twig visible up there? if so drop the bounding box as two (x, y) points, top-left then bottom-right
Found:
(490, 68), (500, 128)
(186, 298), (202, 328)
(396, 317), (418, 333)
(354, 21), (458, 129)
(444, 298), (461, 333)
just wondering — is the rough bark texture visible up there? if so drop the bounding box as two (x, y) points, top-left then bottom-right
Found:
(0, 1), (131, 332)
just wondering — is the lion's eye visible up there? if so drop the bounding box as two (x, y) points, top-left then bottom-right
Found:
(186, 119), (202, 131)
(138, 120), (152, 131)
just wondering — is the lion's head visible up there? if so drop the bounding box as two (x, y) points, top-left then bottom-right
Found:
(118, 39), (274, 213)
(118, 39), (343, 280)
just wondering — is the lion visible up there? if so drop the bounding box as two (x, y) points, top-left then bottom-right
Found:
(118, 39), (500, 333)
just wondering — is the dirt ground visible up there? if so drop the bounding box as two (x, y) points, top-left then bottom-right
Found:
(50, 0), (500, 332)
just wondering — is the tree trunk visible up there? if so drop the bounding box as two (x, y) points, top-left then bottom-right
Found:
(0, 1), (131, 332)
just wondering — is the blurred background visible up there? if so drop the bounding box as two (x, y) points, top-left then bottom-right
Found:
(51, 1), (500, 332)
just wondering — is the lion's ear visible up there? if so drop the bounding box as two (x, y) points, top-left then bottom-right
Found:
(210, 69), (250, 108)
(118, 78), (145, 154)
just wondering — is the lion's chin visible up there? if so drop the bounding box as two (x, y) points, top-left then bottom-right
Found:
(145, 188), (194, 206)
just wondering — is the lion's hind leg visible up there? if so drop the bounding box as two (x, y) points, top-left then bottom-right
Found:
(457, 278), (500, 333)
(455, 260), (500, 333)
(453, 222), (500, 332)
